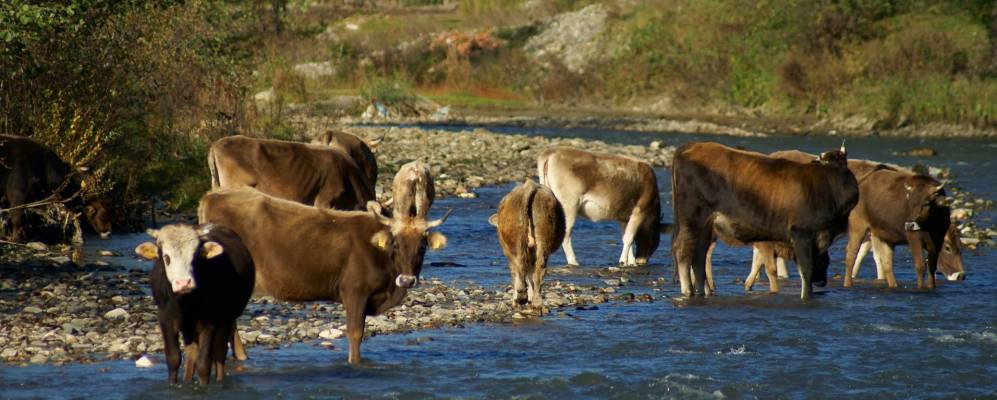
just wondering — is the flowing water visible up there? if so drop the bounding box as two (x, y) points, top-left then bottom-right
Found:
(2, 127), (995, 399)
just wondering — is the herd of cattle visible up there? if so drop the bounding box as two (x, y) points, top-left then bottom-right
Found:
(0, 132), (966, 384)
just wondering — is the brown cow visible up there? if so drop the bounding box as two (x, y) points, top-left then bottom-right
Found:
(198, 187), (448, 364)
(771, 151), (963, 287)
(208, 135), (374, 210)
(0, 135), (111, 242)
(311, 130), (380, 186)
(671, 142), (858, 300)
(390, 160), (435, 219)
(488, 179), (566, 311)
(842, 167), (952, 289)
(537, 147), (661, 266)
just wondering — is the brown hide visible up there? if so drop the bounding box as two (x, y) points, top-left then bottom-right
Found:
(489, 179), (566, 310)
(671, 142), (858, 300)
(208, 135), (374, 210)
(537, 147), (661, 266)
(310, 130), (379, 186)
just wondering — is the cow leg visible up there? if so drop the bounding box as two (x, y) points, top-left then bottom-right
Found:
(871, 236), (895, 287)
(618, 213), (643, 266)
(529, 255), (547, 311)
(703, 241), (717, 292)
(561, 204), (579, 266)
(230, 322), (248, 361)
(760, 244), (780, 294)
(160, 321), (181, 384)
(196, 327), (214, 384)
(925, 237), (939, 290)
(776, 256), (789, 279)
(909, 235), (927, 289)
(852, 240), (871, 279)
(691, 231), (713, 297)
(510, 265), (528, 307)
(212, 324), (231, 383)
(744, 244), (763, 292)
(182, 342), (199, 383)
(791, 230), (817, 300)
(842, 221), (869, 288)
(343, 294), (367, 364)
(6, 193), (27, 242)
(672, 227), (697, 297)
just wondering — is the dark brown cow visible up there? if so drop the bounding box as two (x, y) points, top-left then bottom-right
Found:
(198, 187), (448, 364)
(136, 224), (254, 384)
(311, 130), (380, 186)
(488, 179), (566, 311)
(0, 134), (111, 242)
(671, 142), (858, 300)
(208, 135), (374, 210)
(537, 147), (661, 266)
(771, 150), (964, 286)
(842, 167), (952, 289)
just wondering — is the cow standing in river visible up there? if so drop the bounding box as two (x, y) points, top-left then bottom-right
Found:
(489, 179), (565, 311)
(136, 223), (254, 384)
(537, 147), (661, 266)
(1, 134), (111, 242)
(208, 135), (375, 210)
(199, 187), (449, 364)
(671, 142), (858, 300)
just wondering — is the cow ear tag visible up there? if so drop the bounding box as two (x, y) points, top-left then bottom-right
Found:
(135, 242), (158, 260)
(201, 241), (224, 259)
(371, 231), (391, 250)
(427, 232), (448, 250)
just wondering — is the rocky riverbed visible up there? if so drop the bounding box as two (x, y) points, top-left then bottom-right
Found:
(0, 248), (657, 366)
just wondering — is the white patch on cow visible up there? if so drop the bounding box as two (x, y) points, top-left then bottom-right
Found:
(946, 272), (965, 281)
(155, 225), (202, 294)
(579, 196), (612, 221)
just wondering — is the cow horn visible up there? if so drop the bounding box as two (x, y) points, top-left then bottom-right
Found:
(145, 228), (160, 239)
(383, 197), (394, 207)
(367, 136), (384, 148)
(427, 208), (453, 228)
(840, 139), (846, 153)
(197, 224), (214, 236)
(935, 183), (945, 192)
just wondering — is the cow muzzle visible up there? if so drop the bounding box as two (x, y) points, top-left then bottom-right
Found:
(395, 274), (417, 289)
(99, 231), (111, 240)
(946, 271), (966, 281)
(172, 278), (195, 294)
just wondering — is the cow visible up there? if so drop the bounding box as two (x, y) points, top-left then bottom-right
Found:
(671, 142), (858, 300)
(198, 187), (449, 364)
(537, 147), (661, 267)
(390, 160), (435, 219)
(135, 223), (254, 384)
(770, 151), (963, 287)
(207, 135), (374, 210)
(311, 130), (381, 186)
(842, 167), (953, 289)
(488, 179), (566, 311)
(0, 134), (111, 242)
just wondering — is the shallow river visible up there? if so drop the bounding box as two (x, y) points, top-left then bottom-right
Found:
(2, 127), (995, 399)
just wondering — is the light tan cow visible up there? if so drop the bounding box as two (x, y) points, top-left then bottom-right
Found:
(537, 147), (662, 266)
(391, 160), (435, 219)
(488, 179), (566, 311)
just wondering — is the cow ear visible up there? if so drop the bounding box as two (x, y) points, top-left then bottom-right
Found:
(370, 230), (391, 250)
(427, 232), (448, 250)
(488, 214), (499, 227)
(201, 241), (224, 259)
(146, 228), (160, 239)
(135, 242), (158, 260)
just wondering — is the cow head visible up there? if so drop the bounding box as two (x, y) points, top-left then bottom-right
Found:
(938, 224), (966, 281)
(816, 142), (848, 167)
(902, 177), (950, 231)
(135, 224), (224, 294)
(635, 217), (662, 265)
(83, 200), (112, 239)
(367, 201), (449, 289)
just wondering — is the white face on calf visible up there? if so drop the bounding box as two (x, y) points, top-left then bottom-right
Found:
(135, 225), (224, 294)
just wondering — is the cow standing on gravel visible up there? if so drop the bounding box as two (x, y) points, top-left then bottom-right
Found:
(537, 147), (662, 267)
(136, 223), (254, 384)
(489, 179), (566, 311)
(311, 130), (381, 186)
(390, 160), (435, 219)
(208, 135), (375, 210)
(1, 134), (111, 242)
(671, 142), (858, 300)
(199, 187), (449, 364)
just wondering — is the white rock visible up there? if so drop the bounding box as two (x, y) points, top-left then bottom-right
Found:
(26, 242), (48, 251)
(104, 308), (129, 320)
(23, 306), (43, 314)
(951, 208), (973, 221)
(318, 328), (344, 340)
(135, 355), (154, 368)
(345, 23), (359, 31)
(1, 348), (17, 358)
(292, 61), (334, 80)
(254, 88), (275, 103)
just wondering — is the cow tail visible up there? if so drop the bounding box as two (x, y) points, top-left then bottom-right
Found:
(208, 146), (220, 188)
(525, 183), (539, 250)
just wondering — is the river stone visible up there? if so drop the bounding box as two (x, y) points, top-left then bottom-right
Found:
(319, 328), (344, 340)
(104, 308), (129, 320)
(23, 306), (43, 314)
(26, 242), (48, 251)
(135, 355), (154, 368)
(1, 349), (17, 358)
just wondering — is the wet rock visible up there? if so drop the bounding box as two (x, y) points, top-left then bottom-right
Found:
(23, 306), (43, 314)
(894, 148), (938, 157)
(135, 355), (154, 368)
(26, 242), (48, 252)
(318, 328), (343, 340)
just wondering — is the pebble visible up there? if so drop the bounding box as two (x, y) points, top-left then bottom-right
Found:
(318, 328), (344, 340)
(23, 306), (43, 314)
(135, 355), (154, 368)
(104, 308), (129, 320)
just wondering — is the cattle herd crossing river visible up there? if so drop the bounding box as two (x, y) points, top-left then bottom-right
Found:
(2, 126), (996, 398)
